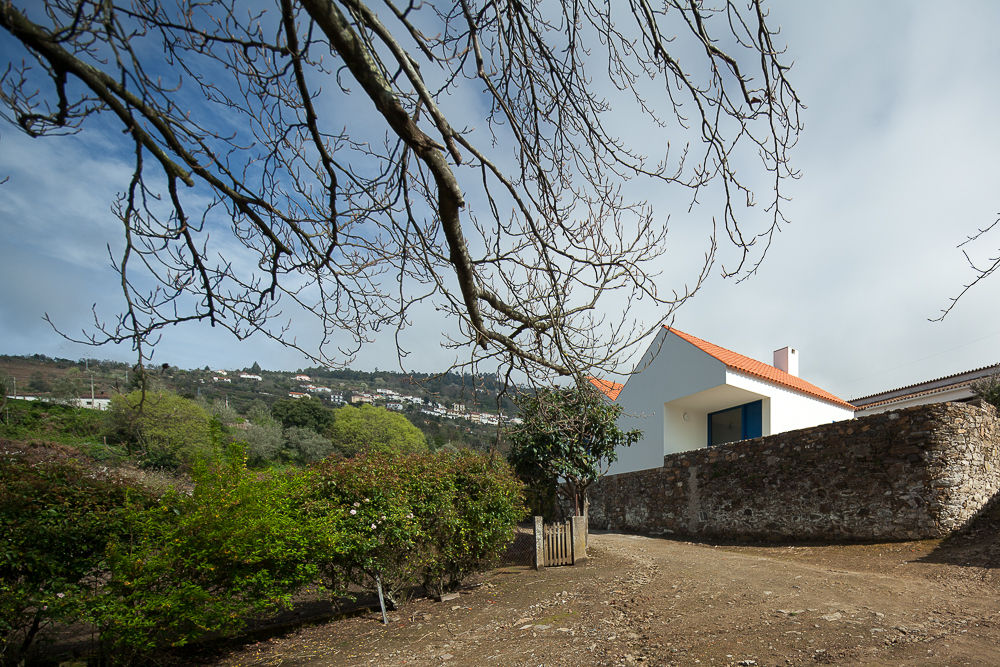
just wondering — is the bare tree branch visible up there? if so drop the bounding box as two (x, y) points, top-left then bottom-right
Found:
(1, 0), (802, 385)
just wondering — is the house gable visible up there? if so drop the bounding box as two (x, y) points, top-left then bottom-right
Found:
(600, 326), (854, 476)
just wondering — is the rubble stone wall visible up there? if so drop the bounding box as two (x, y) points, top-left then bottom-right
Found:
(587, 402), (1000, 541)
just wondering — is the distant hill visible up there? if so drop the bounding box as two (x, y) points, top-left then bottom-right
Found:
(0, 354), (519, 452)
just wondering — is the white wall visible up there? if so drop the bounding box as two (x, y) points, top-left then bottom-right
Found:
(726, 371), (854, 433)
(608, 329), (726, 475)
(606, 329), (855, 476)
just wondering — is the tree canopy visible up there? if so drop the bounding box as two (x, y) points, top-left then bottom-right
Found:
(507, 384), (640, 516)
(0, 1), (800, 382)
(270, 396), (336, 435)
(105, 390), (214, 467)
(328, 404), (427, 456)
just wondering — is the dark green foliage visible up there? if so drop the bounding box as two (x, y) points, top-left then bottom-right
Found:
(0, 440), (523, 662)
(241, 422), (285, 466)
(270, 397), (335, 434)
(0, 445), (148, 663)
(508, 383), (641, 516)
(282, 426), (338, 464)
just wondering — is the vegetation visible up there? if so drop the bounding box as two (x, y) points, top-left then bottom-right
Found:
(313, 450), (524, 606)
(0, 432), (523, 664)
(508, 384), (641, 517)
(105, 391), (216, 468)
(972, 374), (1000, 411)
(328, 405), (428, 457)
(0, 399), (104, 447)
(270, 397), (336, 434)
(95, 448), (342, 659)
(0, 445), (150, 664)
(0, 355), (513, 451)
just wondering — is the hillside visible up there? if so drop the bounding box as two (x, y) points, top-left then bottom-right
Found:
(0, 354), (517, 451)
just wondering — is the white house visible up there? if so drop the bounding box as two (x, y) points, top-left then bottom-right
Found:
(850, 362), (1000, 416)
(592, 327), (855, 475)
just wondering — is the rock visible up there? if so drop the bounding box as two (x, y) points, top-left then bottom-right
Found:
(436, 592), (460, 602)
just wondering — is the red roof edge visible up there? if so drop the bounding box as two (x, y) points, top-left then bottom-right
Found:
(587, 376), (624, 401)
(664, 326), (855, 411)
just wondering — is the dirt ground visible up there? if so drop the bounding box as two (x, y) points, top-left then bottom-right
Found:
(213, 527), (1000, 667)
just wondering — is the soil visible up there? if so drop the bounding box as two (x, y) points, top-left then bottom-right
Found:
(212, 527), (1000, 666)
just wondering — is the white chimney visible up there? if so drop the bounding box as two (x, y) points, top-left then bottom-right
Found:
(773, 346), (799, 377)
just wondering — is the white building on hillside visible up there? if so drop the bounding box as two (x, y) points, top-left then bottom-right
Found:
(592, 327), (855, 475)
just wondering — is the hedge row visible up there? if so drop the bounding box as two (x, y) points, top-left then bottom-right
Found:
(0, 444), (524, 665)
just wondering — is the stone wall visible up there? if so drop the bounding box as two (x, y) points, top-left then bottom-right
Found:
(587, 401), (1000, 541)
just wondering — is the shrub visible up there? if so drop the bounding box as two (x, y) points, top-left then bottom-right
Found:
(0, 446), (144, 664)
(241, 422), (285, 466)
(973, 374), (1000, 411)
(313, 450), (524, 606)
(0, 399), (104, 446)
(328, 404), (427, 456)
(104, 391), (215, 468)
(424, 451), (526, 593)
(282, 426), (338, 464)
(270, 397), (335, 434)
(95, 446), (344, 659)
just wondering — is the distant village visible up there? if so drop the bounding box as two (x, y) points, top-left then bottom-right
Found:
(206, 370), (522, 426)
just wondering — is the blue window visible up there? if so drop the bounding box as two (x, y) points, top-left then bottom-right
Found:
(707, 400), (762, 446)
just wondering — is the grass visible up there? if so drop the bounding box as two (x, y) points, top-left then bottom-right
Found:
(0, 398), (105, 447)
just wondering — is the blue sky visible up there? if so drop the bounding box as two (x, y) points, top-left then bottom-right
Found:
(2, 1), (1000, 400)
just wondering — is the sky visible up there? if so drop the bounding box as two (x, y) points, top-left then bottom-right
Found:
(2, 1), (1000, 400)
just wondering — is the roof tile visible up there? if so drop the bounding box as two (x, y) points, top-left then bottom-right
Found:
(665, 327), (855, 411)
(587, 376), (624, 401)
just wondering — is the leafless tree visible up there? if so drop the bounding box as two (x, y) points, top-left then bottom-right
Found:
(0, 0), (801, 384)
(933, 215), (1000, 321)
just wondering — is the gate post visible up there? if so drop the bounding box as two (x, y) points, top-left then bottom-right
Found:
(533, 515), (545, 570)
(570, 515), (588, 564)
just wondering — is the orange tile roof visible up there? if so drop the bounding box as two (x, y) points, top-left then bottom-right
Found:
(665, 327), (855, 411)
(587, 376), (624, 401)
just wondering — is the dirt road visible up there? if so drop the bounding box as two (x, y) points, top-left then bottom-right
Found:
(218, 531), (1000, 666)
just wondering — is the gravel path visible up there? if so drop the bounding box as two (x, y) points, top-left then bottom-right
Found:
(217, 531), (1000, 666)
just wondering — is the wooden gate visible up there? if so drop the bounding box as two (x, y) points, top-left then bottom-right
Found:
(544, 520), (573, 566)
(533, 516), (587, 568)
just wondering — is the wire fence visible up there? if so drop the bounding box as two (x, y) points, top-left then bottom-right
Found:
(497, 521), (536, 567)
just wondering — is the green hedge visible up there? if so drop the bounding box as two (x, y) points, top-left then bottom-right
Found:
(312, 451), (524, 606)
(0, 445), (148, 665)
(0, 446), (524, 664)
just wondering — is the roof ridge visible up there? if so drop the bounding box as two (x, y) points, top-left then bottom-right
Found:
(664, 326), (854, 411)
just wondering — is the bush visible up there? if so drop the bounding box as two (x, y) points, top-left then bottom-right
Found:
(104, 391), (215, 468)
(328, 404), (427, 456)
(270, 397), (335, 434)
(241, 422), (285, 466)
(282, 426), (338, 464)
(973, 374), (1000, 410)
(0, 447), (145, 664)
(313, 450), (524, 606)
(95, 446), (344, 659)
(0, 399), (104, 446)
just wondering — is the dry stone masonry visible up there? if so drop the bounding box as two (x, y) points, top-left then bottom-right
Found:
(587, 402), (1000, 541)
